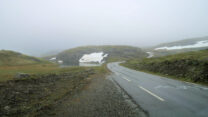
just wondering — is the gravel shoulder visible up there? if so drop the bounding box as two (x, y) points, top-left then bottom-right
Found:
(41, 74), (147, 117)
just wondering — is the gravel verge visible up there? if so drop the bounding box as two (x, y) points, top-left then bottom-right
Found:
(40, 74), (147, 117)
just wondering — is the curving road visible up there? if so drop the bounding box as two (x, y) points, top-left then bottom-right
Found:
(107, 62), (208, 117)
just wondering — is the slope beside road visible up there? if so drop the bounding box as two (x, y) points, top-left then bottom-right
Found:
(107, 62), (208, 117)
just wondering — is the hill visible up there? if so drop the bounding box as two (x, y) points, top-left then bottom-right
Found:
(146, 36), (208, 57)
(123, 49), (208, 84)
(0, 50), (55, 82)
(49, 46), (147, 65)
(155, 36), (208, 47)
(0, 50), (49, 66)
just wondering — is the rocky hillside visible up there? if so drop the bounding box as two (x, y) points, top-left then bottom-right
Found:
(49, 46), (147, 65)
(123, 49), (208, 84)
(0, 50), (49, 66)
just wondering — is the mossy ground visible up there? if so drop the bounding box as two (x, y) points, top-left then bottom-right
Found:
(0, 64), (108, 117)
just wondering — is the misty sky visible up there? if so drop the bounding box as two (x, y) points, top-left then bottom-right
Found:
(0, 0), (208, 56)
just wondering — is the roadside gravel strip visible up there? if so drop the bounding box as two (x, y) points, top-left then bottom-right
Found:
(41, 74), (147, 117)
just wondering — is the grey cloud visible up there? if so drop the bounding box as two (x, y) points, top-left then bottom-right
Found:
(0, 0), (208, 56)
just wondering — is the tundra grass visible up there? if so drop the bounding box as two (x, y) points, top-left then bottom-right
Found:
(122, 63), (208, 86)
(121, 49), (208, 86)
(0, 63), (108, 82)
(0, 64), (109, 117)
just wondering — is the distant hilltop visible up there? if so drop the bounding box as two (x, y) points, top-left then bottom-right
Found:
(155, 40), (208, 50)
(0, 50), (49, 66)
(45, 45), (147, 66)
(146, 36), (208, 57)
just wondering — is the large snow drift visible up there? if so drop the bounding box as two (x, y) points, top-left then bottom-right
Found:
(155, 40), (208, 50)
(79, 52), (108, 64)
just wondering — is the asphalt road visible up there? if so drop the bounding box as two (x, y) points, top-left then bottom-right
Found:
(107, 62), (208, 117)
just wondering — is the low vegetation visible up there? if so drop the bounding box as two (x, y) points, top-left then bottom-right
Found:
(122, 49), (208, 85)
(0, 50), (54, 82)
(0, 64), (57, 82)
(0, 50), (110, 117)
(0, 50), (49, 66)
(0, 66), (108, 117)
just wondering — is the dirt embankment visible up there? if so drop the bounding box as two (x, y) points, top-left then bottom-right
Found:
(0, 69), (95, 117)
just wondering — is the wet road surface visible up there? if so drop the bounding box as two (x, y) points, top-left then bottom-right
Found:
(107, 62), (208, 117)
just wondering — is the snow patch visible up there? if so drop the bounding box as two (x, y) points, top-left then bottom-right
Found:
(146, 52), (154, 58)
(79, 52), (108, 64)
(49, 57), (56, 61)
(49, 57), (63, 64)
(58, 60), (63, 64)
(155, 40), (208, 50)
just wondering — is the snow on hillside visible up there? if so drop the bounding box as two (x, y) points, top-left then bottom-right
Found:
(146, 52), (154, 58)
(49, 57), (63, 64)
(79, 52), (108, 64)
(49, 57), (56, 61)
(58, 60), (63, 64)
(155, 40), (208, 50)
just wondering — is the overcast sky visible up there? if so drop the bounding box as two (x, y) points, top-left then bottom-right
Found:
(0, 0), (208, 56)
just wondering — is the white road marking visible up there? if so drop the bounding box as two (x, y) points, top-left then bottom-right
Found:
(115, 72), (131, 82)
(138, 85), (165, 102)
(121, 76), (131, 82)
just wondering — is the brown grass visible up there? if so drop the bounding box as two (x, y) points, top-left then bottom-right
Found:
(0, 64), (59, 82)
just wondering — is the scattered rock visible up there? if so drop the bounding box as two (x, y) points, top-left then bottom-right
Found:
(14, 73), (30, 79)
(15, 92), (20, 94)
(4, 106), (10, 111)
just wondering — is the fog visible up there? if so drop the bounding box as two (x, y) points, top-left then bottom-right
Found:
(0, 0), (208, 56)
